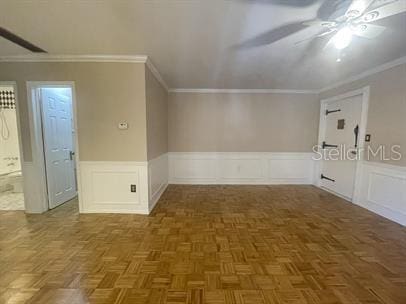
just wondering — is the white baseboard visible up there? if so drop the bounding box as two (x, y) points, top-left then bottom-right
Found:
(168, 152), (315, 185)
(148, 153), (168, 212)
(79, 161), (149, 214)
(355, 161), (406, 226)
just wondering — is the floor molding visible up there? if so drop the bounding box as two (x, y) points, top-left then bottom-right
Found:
(149, 183), (168, 213)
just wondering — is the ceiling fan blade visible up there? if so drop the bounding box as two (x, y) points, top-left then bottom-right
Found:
(345, 0), (375, 18)
(293, 34), (331, 65)
(0, 27), (46, 53)
(352, 23), (386, 38)
(234, 21), (308, 49)
(318, 29), (337, 36)
(294, 29), (335, 45)
(302, 20), (336, 27)
(242, 0), (319, 6)
(294, 34), (319, 45)
(361, 0), (406, 22)
(317, 0), (353, 21)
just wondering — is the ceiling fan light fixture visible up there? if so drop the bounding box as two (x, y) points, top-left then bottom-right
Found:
(363, 11), (379, 22)
(347, 9), (360, 18)
(321, 21), (336, 28)
(331, 27), (353, 50)
(357, 24), (368, 31)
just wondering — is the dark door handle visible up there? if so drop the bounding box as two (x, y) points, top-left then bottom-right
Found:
(321, 174), (335, 182)
(322, 141), (338, 149)
(354, 125), (359, 148)
(69, 151), (75, 160)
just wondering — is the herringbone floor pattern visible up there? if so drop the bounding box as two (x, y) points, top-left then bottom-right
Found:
(1, 185), (406, 303)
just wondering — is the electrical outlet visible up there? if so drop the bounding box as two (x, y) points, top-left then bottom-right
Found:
(118, 122), (128, 130)
(365, 134), (371, 142)
(130, 184), (136, 192)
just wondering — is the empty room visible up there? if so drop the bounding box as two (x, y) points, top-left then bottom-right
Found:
(0, 0), (405, 303)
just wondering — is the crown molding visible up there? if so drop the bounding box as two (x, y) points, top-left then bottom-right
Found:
(0, 54), (170, 92)
(0, 54), (148, 63)
(1, 54), (404, 95)
(145, 58), (169, 92)
(170, 56), (406, 95)
(318, 56), (406, 93)
(168, 88), (318, 94)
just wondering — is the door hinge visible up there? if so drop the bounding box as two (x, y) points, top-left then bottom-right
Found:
(326, 109), (341, 115)
(354, 125), (359, 148)
(322, 141), (338, 149)
(321, 174), (335, 182)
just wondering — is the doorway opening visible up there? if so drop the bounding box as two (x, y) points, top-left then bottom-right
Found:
(0, 82), (24, 210)
(317, 87), (369, 203)
(28, 82), (79, 211)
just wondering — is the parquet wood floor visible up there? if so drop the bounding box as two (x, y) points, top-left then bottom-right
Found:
(1, 185), (406, 304)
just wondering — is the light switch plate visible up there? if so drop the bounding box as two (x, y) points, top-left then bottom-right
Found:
(118, 122), (128, 130)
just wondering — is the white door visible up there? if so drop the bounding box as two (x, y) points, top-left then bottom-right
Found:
(40, 88), (77, 209)
(320, 95), (363, 201)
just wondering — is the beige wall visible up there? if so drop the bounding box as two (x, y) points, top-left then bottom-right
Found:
(145, 65), (168, 160)
(169, 92), (320, 152)
(320, 64), (406, 167)
(0, 62), (147, 162)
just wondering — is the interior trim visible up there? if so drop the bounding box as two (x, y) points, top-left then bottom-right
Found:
(79, 161), (150, 214)
(1, 54), (405, 94)
(318, 56), (406, 93)
(355, 161), (406, 226)
(0, 54), (170, 92)
(0, 54), (148, 63)
(168, 152), (315, 185)
(169, 88), (318, 94)
(146, 58), (169, 92)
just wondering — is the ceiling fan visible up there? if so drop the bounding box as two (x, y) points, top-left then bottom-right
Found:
(237, 0), (406, 51)
(0, 26), (46, 53)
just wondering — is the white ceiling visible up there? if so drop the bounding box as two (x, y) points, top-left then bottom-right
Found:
(0, 0), (405, 90)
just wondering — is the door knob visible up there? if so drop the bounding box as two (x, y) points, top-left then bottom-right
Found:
(69, 151), (75, 160)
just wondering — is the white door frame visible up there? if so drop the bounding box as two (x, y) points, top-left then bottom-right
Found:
(0, 81), (26, 208)
(26, 81), (82, 212)
(316, 86), (370, 203)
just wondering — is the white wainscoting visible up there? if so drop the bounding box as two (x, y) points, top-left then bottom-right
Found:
(168, 152), (315, 185)
(79, 161), (149, 214)
(22, 161), (48, 213)
(148, 153), (168, 212)
(355, 161), (406, 226)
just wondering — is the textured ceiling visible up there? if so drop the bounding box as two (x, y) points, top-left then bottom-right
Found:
(0, 0), (405, 90)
